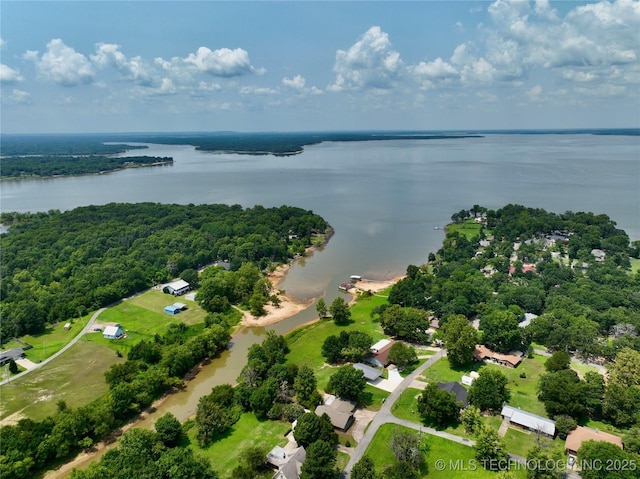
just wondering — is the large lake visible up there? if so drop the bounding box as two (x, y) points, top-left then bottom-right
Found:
(3, 133), (639, 429)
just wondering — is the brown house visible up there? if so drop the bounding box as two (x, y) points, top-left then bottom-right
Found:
(473, 345), (522, 368)
(565, 426), (623, 456)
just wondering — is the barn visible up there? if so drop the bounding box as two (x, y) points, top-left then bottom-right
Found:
(103, 325), (124, 340)
(165, 279), (190, 296)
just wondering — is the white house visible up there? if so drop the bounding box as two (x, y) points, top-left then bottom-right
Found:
(166, 279), (190, 296)
(103, 325), (124, 340)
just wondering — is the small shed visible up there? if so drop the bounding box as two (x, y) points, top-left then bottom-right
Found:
(103, 325), (124, 340)
(64, 323), (71, 330)
(172, 302), (187, 310)
(164, 305), (181, 315)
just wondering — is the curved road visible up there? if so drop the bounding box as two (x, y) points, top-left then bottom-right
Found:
(343, 350), (537, 478)
(0, 308), (105, 386)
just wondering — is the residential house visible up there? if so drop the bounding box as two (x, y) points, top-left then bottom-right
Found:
(165, 279), (190, 296)
(565, 426), (623, 456)
(353, 362), (382, 382)
(0, 348), (25, 366)
(437, 381), (468, 407)
(315, 396), (356, 431)
(501, 405), (555, 438)
(366, 339), (396, 368)
(473, 345), (523, 368)
(267, 445), (306, 479)
(103, 325), (124, 340)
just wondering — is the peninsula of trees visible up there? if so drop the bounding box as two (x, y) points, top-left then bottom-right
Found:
(0, 202), (329, 340)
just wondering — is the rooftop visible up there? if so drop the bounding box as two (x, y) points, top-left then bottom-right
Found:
(565, 426), (623, 453)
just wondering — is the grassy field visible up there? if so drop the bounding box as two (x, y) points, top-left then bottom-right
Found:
(501, 428), (564, 458)
(364, 423), (524, 478)
(0, 340), (124, 423)
(1, 312), (92, 363)
(446, 220), (486, 240)
(285, 290), (390, 392)
(187, 412), (291, 478)
(630, 258), (640, 275)
(420, 355), (549, 416)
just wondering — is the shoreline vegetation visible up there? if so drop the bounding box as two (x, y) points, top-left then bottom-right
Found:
(0, 156), (173, 180)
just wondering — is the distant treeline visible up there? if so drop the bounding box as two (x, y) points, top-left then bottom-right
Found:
(1, 155), (173, 179)
(2, 131), (483, 158)
(0, 203), (329, 339)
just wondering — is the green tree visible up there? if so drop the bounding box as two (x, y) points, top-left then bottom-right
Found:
(474, 425), (508, 471)
(460, 405), (483, 435)
(537, 369), (586, 419)
(154, 412), (182, 447)
(554, 415), (577, 440)
(578, 440), (636, 479)
(443, 315), (478, 367)
(327, 365), (366, 402)
(623, 426), (640, 455)
(526, 442), (563, 479)
(544, 350), (571, 372)
(330, 297), (351, 325)
(390, 429), (425, 470)
(316, 298), (327, 318)
(351, 455), (378, 479)
(8, 358), (19, 374)
(468, 369), (510, 411)
(387, 342), (417, 368)
(417, 383), (461, 428)
(300, 440), (339, 479)
(293, 412), (338, 448)
(294, 365), (322, 410)
(381, 461), (419, 479)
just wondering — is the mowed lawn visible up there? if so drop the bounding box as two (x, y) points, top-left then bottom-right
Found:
(2, 312), (92, 363)
(0, 340), (124, 423)
(420, 355), (549, 416)
(285, 291), (390, 393)
(365, 423), (524, 478)
(187, 412), (291, 477)
(88, 290), (208, 354)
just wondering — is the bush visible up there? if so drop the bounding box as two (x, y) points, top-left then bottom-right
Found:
(555, 414), (577, 440)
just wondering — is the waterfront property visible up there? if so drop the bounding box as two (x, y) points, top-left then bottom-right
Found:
(501, 404), (555, 438)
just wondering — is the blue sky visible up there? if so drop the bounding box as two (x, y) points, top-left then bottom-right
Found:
(1, 1), (639, 133)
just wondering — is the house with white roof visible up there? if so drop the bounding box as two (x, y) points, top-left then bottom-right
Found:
(501, 405), (555, 438)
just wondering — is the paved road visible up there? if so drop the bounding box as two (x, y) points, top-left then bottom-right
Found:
(343, 349), (446, 476)
(0, 308), (105, 386)
(342, 350), (544, 478)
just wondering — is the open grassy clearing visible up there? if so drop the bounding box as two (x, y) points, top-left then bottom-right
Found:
(446, 220), (487, 240)
(630, 258), (640, 274)
(502, 428), (564, 458)
(187, 412), (291, 478)
(365, 423), (524, 478)
(285, 291), (389, 388)
(2, 312), (92, 363)
(420, 355), (549, 416)
(0, 340), (124, 423)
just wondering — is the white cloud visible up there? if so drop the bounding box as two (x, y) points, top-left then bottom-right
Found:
(239, 86), (277, 95)
(0, 38), (6, 48)
(29, 39), (95, 86)
(0, 64), (24, 83)
(527, 84), (543, 101)
(159, 46), (262, 78)
(7, 88), (31, 104)
(329, 26), (403, 92)
(282, 74), (324, 95)
(282, 74), (306, 91)
(91, 43), (155, 86)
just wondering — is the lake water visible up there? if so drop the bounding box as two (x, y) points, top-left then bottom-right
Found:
(3, 133), (640, 433)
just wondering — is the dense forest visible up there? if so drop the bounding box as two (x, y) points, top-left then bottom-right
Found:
(389, 204), (640, 360)
(1, 155), (173, 179)
(0, 203), (329, 340)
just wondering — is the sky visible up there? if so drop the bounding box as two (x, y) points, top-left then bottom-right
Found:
(1, 0), (639, 133)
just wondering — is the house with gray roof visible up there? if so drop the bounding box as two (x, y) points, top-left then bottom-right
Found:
(437, 381), (468, 407)
(267, 445), (306, 479)
(501, 405), (555, 437)
(353, 362), (382, 382)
